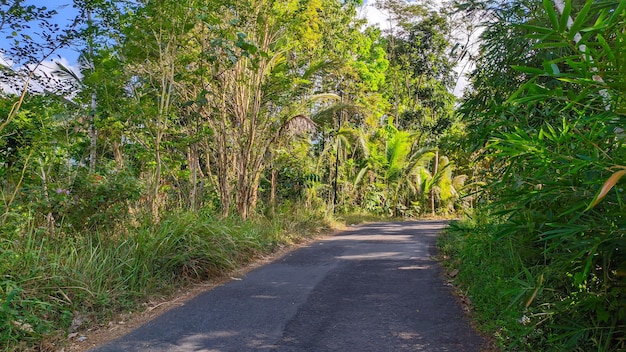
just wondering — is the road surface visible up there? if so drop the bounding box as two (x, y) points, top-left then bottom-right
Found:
(90, 221), (487, 352)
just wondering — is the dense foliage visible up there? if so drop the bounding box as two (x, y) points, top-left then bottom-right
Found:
(442, 0), (626, 350)
(0, 0), (464, 349)
(4, 0), (621, 350)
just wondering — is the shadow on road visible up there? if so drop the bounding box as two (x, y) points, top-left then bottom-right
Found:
(91, 220), (487, 352)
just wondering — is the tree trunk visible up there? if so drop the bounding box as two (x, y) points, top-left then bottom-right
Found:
(89, 93), (97, 174)
(151, 130), (162, 218)
(216, 136), (231, 217)
(270, 167), (277, 212)
(112, 139), (123, 169)
(38, 159), (55, 235)
(431, 150), (439, 216)
(412, 74), (423, 111)
(188, 145), (198, 211)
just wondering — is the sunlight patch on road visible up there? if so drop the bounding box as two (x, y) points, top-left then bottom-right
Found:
(398, 264), (432, 270)
(250, 295), (278, 299)
(394, 331), (420, 340)
(337, 251), (404, 260)
(177, 331), (238, 352)
(326, 234), (414, 242)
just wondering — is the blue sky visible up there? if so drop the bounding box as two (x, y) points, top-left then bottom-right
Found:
(0, 1), (80, 68)
(1, 0), (469, 96)
(1, 0), (385, 69)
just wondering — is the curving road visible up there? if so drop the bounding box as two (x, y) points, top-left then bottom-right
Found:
(90, 221), (487, 352)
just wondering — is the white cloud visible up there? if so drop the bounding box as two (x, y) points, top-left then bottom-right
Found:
(1, 54), (82, 96)
(359, 0), (478, 97)
(359, 0), (391, 28)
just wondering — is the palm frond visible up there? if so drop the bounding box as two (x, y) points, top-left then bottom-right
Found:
(452, 175), (468, 189)
(284, 114), (316, 135)
(302, 59), (339, 80)
(385, 131), (411, 180)
(405, 148), (436, 175)
(310, 101), (363, 127)
(53, 62), (83, 84)
(354, 166), (370, 186)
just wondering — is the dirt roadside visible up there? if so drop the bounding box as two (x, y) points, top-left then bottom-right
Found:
(65, 221), (498, 352)
(65, 231), (337, 352)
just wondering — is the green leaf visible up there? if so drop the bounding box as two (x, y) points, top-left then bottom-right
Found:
(507, 78), (540, 102)
(543, 0), (559, 30)
(607, 1), (626, 26)
(597, 306), (610, 323)
(520, 24), (555, 34)
(569, 0), (592, 38)
(597, 34), (612, 59)
(511, 65), (545, 74)
(542, 61), (560, 75)
(532, 41), (572, 49)
(558, 0), (572, 32)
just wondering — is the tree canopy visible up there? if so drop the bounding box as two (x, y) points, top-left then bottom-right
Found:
(1, 0), (624, 350)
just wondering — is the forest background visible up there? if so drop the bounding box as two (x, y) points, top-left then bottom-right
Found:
(0, 0), (624, 351)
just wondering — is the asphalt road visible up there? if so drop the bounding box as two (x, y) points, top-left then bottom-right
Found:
(90, 221), (487, 352)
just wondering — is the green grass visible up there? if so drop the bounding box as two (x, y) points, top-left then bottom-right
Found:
(438, 215), (531, 350)
(335, 212), (389, 226)
(0, 207), (331, 351)
(438, 211), (626, 351)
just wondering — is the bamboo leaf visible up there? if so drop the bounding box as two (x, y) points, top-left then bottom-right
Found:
(586, 168), (626, 210)
(543, 0), (559, 30)
(507, 77), (540, 102)
(596, 34), (612, 60)
(511, 65), (546, 74)
(558, 0), (572, 32)
(520, 24), (555, 34)
(531, 41), (572, 49)
(542, 61), (560, 75)
(525, 273), (544, 308)
(569, 0), (592, 38)
(607, 1), (626, 26)
(354, 166), (370, 186)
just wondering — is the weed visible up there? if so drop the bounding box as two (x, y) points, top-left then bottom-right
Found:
(0, 205), (329, 351)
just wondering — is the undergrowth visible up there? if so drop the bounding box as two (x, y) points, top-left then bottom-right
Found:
(0, 206), (330, 351)
(438, 210), (626, 351)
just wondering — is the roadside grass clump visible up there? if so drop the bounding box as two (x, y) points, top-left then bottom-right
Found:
(439, 206), (626, 351)
(450, 1), (626, 351)
(0, 207), (329, 351)
(438, 213), (537, 350)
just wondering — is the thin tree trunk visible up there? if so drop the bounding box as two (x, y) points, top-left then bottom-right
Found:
(201, 136), (218, 205)
(112, 139), (123, 169)
(89, 93), (97, 173)
(431, 150), (439, 216)
(270, 167), (277, 212)
(38, 159), (55, 235)
(152, 130), (162, 218)
(412, 74), (423, 111)
(2, 150), (33, 224)
(88, 9), (97, 174)
(188, 145), (198, 211)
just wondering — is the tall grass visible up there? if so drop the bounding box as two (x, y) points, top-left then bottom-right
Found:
(448, 1), (625, 350)
(438, 214), (545, 350)
(439, 208), (626, 351)
(0, 206), (330, 351)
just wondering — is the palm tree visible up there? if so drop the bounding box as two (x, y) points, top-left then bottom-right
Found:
(414, 155), (467, 215)
(354, 120), (435, 216)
